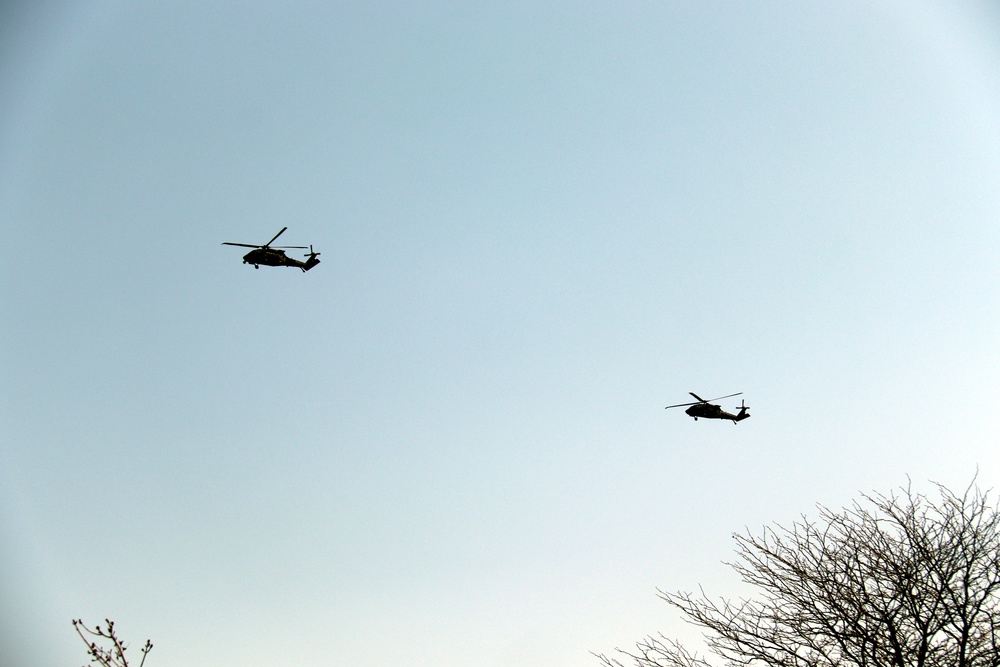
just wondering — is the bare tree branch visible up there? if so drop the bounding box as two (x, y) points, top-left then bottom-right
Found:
(600, 479), (1000, 667)
(73, 618), (153, 667)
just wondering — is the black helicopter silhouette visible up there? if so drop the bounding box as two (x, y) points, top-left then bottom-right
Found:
(223, 227), (320, 271)
(665, 392), (750, 423)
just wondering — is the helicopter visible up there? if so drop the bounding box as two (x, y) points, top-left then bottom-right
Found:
(222, 227), (321, 271)
(665, 392), (750, 423)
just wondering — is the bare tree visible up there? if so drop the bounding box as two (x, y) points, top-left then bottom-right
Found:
(72, 618), (153, 667)
(597, 479), (1000, 667)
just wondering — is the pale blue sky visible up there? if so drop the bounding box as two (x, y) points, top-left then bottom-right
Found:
(2, 2), (999, 666)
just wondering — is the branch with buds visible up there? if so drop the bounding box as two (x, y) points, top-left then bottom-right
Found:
(72, 619), (152, 667)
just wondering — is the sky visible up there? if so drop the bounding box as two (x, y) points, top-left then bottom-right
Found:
(1, 1), (999, 665)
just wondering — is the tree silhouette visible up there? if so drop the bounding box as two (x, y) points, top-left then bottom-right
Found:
(72, 618), (152, 667)
(598, 479), (1000, 667)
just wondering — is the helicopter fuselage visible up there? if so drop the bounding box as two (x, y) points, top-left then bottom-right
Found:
(242, 248), (319, 271)
(685, 403), (749, 422)
(243, 248), (293, 267)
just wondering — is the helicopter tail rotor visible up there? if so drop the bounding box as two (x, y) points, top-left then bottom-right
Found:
(302, 245), (321, 271)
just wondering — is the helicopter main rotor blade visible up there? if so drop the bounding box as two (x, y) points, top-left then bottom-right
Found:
(222, 242), (262, 248)
(264, 227), (289, 248)
(669, 392), (742, 409)
(665, 401), (701, 409)
(271, 245), (309, 249)
(704, 392), (742, 403)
